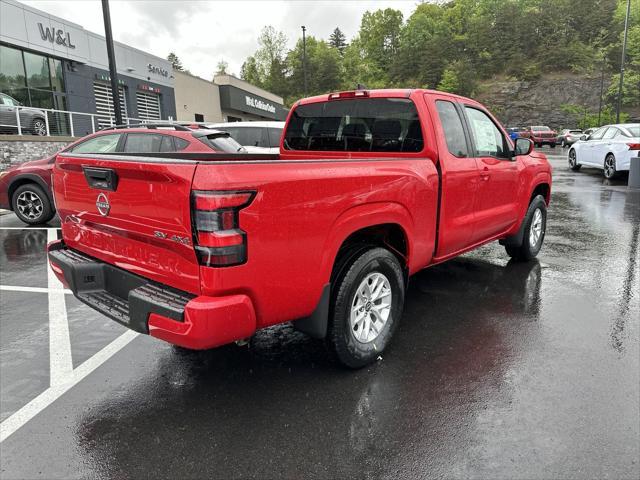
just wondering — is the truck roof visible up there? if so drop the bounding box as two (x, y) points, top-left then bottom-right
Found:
(295, 88), (478, 106)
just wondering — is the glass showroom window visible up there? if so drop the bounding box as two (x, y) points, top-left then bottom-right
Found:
(0, 45), (66, 109)
(0, 45), (29, 105)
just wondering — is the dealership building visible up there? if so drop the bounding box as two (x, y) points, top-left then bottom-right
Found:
(0, 0), (286, 137)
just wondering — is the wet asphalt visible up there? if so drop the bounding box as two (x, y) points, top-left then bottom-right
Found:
(0, 148), (638, 479)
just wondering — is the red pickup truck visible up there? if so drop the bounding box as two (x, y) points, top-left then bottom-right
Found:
(48, 89), (551, 368)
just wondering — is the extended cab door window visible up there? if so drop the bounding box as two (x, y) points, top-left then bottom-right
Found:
(435, 101), (469, 157)
(464, 107), (510, 160)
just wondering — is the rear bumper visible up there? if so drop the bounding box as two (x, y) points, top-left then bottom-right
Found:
(47, 240), (256, 349)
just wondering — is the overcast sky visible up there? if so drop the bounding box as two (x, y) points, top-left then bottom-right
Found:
(21, 1), (421, 80)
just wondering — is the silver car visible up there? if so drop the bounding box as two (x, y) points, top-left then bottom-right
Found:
(0, 92), (47, 136)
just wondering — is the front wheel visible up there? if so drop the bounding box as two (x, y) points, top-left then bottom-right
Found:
(603, 154), (617, 179)
(328, 247), (405, 368)
(505, 195), (547, 261)
(568, 149), (581, 171)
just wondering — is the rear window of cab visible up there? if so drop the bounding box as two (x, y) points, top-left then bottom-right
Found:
(283, 98), (424, 152)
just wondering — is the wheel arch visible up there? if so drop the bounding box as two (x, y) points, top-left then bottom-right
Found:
(7, 174), (54, 211)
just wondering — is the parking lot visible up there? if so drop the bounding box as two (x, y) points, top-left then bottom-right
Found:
(0, 148), (638, 479)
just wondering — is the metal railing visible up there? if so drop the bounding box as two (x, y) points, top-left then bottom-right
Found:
(0, 105), (155, 138)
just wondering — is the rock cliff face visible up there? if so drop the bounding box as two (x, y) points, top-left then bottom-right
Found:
(474, 73), (637, 128)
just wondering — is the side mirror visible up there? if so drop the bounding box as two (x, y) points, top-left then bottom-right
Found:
(514, 137), (533, 156)
(580, 135), (587, 141)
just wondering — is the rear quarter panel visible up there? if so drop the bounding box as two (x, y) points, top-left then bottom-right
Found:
(193, 158), (439, 328)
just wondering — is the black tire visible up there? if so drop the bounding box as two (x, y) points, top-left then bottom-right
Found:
(31, 118), (47, 136)
(568, 149), (581, 171)
(550, 143), (556, 148)
(328, 247), (405, 368)
(505, 195), (547, 262)
(603, 153), (617, 179)
(11, 183), (55, 225)
(561, 140), (566, 148)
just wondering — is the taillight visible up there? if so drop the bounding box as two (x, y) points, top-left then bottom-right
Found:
(627, 143), (640, 150)
(191, 190), (255, 267)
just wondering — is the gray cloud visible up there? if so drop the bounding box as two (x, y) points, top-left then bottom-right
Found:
(20, 0), (419, 79)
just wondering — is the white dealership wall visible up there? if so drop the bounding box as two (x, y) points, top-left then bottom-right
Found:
(174, 72), (288, 123)
(174, 71), (223, 123)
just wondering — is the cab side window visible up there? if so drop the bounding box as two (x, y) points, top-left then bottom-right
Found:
(464, 107), (510, 159)
(70, 133), (122, 153)
(436, 100), (468, 158)
(123, 133), (176, 153)
(589, 127), (607, 140)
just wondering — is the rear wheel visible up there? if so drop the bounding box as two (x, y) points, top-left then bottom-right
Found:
(603, 154), (617, 179)
(568, 149), (581, 171)
(11, 183), (54, 225)
(505, 195), (547, 261)
(550, 143), (556, 148)
(328, 247), (405, 368)
(31, 118), (47, 136)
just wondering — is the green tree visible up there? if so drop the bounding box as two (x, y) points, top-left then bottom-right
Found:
(286, 36), (343, 102)
(167, 52), (184, 72)
(329, 27), (348, 54)
(357, 9), (404, 85)
(215, 60), (229, 76)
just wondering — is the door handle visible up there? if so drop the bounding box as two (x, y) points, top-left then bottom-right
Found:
(83, 166), (119, 191)
(480, 167), (490, 181)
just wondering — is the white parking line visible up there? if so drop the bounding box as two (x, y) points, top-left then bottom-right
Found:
(47, 228), (73, 387)
(0, 330), (138, 443)
(0, 285), (73, 294)
(0, 227), (58, 230)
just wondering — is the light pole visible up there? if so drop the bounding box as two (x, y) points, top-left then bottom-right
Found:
(598, 55), (605, 125)
(616, 0), (631, 123)
(101, 0), (123, 125)
(301, 25), (308, 96)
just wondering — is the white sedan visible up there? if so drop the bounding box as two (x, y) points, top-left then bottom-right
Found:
(568, 123), (640, 179)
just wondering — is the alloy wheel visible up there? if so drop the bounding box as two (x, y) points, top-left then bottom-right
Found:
(604, 156), (616, 179)
(569, 150), (576, 167)
(33, 120), (47, 136)
(16, 190), (44, 220)
(529, 208), (544, 247)
(349, 272), (392, 343)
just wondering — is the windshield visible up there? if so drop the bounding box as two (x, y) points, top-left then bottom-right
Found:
(284, 97), (423, 152)
(532, 126), (551, 131)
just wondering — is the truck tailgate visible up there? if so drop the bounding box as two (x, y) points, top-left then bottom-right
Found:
(53, 154), (201, 295)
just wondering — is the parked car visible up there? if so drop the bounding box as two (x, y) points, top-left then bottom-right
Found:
(0, 92), (47, 136)
(557, 129), (583, 147)
(522, 125), (557, 147)
(202, 121), (285, 153)
(568, 123), (640, 179)
(47, 88), (551, 368)
(0, 123), (244, 225)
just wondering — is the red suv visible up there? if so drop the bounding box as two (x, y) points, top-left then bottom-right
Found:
(0, 124), (244, 225)
(522, 125), (557, 148)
